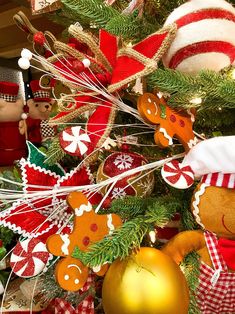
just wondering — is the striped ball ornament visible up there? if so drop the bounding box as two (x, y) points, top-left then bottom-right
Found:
(163, 0), (235, 74)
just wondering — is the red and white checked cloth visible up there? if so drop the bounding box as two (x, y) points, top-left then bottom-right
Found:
(53, 295), (94, 314)
(197, 231), (235, 314)
(43, 273), (95, 314)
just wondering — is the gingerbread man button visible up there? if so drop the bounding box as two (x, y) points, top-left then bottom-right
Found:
(137, 93), (197, 152)
(46, 191), (122, 291)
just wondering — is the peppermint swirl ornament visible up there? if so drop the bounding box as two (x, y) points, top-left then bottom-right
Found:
(10, 238), (50, 278)
(161, 160), (194, 189)
(59, 126), (91, 157)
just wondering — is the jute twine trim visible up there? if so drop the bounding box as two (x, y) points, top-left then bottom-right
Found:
(41, 56), (84, 91)
(57, 92), (99, 112)
(118, 47), (158, 67)
(48, 103), (96, 126)
(49, 91), (102, 125)
(108, 23), (177, 93)
(69, 25), (113, 73)
(54, 41), (85, 60)
(54, 40), (105, 74)
(44, 31), (57, 48)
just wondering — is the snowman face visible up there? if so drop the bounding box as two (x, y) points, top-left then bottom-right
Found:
(191, 184), (235, 239)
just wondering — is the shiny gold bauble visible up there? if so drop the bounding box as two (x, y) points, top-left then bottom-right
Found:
(102, 247), (189, 314)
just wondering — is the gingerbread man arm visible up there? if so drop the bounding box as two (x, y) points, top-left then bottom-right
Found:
(47, 192), (91, 257)
(154, 127), (174, 148)
(162, 230), (205, 264)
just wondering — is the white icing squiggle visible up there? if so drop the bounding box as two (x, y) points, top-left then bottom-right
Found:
(92, 265), (101, 273)
(187, 109), (195, 122)
(107, 214), (115, 234)
(75, 202), (92, 216)
(68, 264), (82, 273)
(61, 234), (70, 255)
(159, 128), (173, 145)
(188, 137), (198, 149)
(192, 183), (207, 228)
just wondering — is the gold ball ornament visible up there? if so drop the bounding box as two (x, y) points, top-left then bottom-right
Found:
(102, 247), (189, 314)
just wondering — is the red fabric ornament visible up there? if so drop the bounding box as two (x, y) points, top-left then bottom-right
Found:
(218, 238), (235, 271)
(96, 151), (154, 199)
(49, 30), (118, 159)
(108, 24), (176, 92)
(33, 32), (46, 46)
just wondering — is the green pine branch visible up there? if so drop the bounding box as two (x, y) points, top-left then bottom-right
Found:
(73, 195), (180, 267)
(148, 68), (235, 112)
(148, 68), (199, 95)
(45, 137), (66, 166)
(61, 0), (119, 29)
(181, 252), (200, 314)
(106, 14), (156, 41)
(73, 217), (149, 267)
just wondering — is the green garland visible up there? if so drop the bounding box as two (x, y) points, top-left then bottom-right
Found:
(73, 195), (181, 267)
(148, 68), (235, 110)
(181, 252), (200, 314)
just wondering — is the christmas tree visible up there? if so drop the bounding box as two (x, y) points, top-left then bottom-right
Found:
(1, 0), (235, 313)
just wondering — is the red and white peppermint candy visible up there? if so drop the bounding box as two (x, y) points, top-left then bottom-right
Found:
(161, 160), (195, 189)
(163, 0), (235, 74)
(59, 126), (91, 157)
(10, 239), (50, 278)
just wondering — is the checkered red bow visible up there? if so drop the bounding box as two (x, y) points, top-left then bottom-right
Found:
(52, 296), (94, 314)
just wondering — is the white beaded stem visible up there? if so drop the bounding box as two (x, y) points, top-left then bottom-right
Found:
(0, 153), (185, 201)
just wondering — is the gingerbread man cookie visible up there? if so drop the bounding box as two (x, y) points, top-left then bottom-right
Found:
(137, 93), (197, 152)
(46, 192), (122, 291)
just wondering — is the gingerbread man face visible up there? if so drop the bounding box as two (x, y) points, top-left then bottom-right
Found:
(191, 184), (235, 239)
(137, 93), (197, 152)
(55, 256), (89, 291)
(46, 191), (122, 291)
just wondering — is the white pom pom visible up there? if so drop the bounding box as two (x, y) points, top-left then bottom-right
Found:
(18, 58), (30, 70)
(21, 113), (28, 120)
(21, 49), (32, 60)
(82, 58), (91, 68)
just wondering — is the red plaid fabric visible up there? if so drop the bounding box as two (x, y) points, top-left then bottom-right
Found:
(197, 231), (235, 314)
